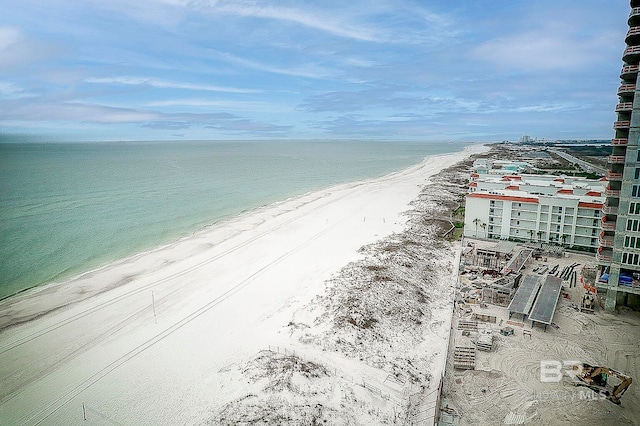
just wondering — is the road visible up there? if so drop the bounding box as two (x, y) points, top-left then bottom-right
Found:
(548, 149), (608, 175)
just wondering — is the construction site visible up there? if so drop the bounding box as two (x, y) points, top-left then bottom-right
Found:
(439, 238), (640, 426)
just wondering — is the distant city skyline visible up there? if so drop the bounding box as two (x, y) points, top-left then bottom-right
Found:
(0, 1), (629, 142)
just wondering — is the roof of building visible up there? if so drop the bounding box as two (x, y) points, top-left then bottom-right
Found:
(468, 173), (605, 207)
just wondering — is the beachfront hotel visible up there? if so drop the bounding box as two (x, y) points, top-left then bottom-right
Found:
(463, 172), (605, 250)
(596, 0), (640, 311)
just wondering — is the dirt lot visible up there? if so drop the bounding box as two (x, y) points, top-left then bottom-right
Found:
(441, 245), (640, 426)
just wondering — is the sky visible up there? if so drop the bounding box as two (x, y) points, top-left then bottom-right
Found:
(0, 0), (631, 142)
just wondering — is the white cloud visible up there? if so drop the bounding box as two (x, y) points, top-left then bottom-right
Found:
(472, 25), (618, 71)
(0, 81), (34, 99)
(196, 1), (382, 42)
(144, 98), (292, 112)
(0, 26), (60, 69)
(215, 51), (335, 79)
(85, 76), (261, 93)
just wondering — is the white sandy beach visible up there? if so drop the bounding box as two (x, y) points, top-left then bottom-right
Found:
(0, 145), (484, 425)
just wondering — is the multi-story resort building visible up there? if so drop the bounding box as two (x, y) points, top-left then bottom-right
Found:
(464, 173), (605, 250)
(596, 0), (640, 311)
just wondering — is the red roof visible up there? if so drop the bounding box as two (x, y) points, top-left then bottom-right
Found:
(586, 191), (602, 196)
(557, 189), (573, 194)
(578, 201), (603, 209)
(467, 193), (538, 203)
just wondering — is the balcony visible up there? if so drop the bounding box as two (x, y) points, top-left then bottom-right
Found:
(605, 188), (621, 197)
(606, 171), (623, 181)
(608, 155), (626, 164)
(623, 45), (640, 62)
(602, 204), (619, 215)
(626, 26), (640, 43)
(601, 216), (616, 231)
(630, 8), (640, 26)
(620, 65), (639, 79)
(612, 138), (628, 146)
(616, 102), (634, 113)
(598, 236), (614, 248)
(596, 252), (612, 263)
(614, 120), (631, 129)
(618, 84), (636, 95)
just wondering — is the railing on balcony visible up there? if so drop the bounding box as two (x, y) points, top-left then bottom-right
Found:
(609, 155), (626, 163)
(601, 220), (616, 231)
(602, 205), (619, 215)
(606, 171), (623, 181)
(614, 121), (631, 129)
(623, 46), (640, 59)
(612, 138), (628, 145)
(626, 26), (640, 41)
(621, 65), (639, 78)
(596, 252), (612, 263)
(618, 84), (636, 94)
(605, 188), (621, 197)
(616, 102), (634, 112)
(631, 7), (640, 18)
(599, 236), (614, 247)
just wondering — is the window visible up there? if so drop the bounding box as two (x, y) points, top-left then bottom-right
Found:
(633, 185), (640, 197)
(637, 150), (640, 162)
(624, 236), (640, 248)
(630, 203), (640, 215)
(622, 252), (640, 266)
(627, 219), (640, 232)
(635, 168), (640, 179)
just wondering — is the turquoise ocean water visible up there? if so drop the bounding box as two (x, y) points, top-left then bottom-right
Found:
(0, 140), (464, 299)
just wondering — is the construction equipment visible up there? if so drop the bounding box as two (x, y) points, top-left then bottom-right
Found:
(571, 363), (632, 405)
(580, 291), (595, 313)
(500, 326), (514, 336)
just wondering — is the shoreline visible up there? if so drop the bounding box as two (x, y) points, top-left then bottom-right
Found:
(0, 144), (481, 327)
(0, 144), (487, 425)
(1, 140), (465, 301)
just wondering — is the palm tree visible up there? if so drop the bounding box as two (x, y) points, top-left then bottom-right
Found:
(561, 234), (569, 246)
(473, 218), (481, 238)
(480, 222), (487, 238)
(528, 229), (534, 241)
(536, 230), (543, 242)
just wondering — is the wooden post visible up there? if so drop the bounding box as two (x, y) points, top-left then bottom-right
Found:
(82, 402), (86, 421)
(152, 291), (157, 324)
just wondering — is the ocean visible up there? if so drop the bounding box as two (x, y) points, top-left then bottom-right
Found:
(0, 140), (464, 299)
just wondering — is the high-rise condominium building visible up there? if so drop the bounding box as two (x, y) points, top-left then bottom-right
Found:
(597, 0), (640, 311)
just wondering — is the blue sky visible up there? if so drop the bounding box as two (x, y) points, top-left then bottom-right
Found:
(0, 0), (630, 142)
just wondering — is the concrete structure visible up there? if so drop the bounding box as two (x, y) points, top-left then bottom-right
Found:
(597, 0), (640, 311)
(464, 173), (605, 250)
